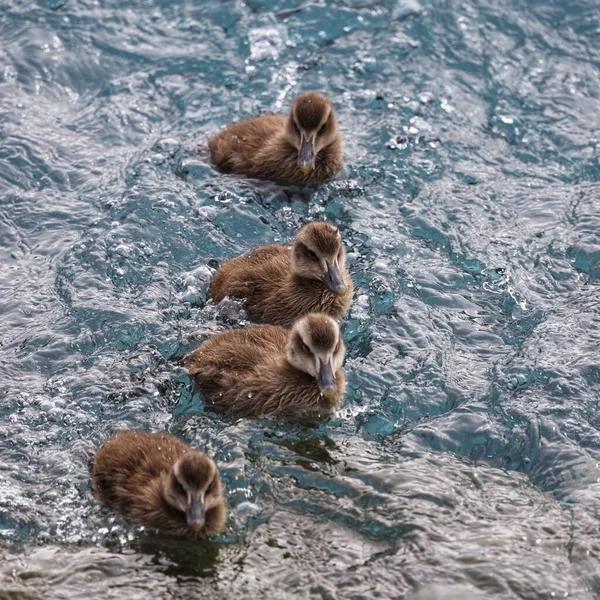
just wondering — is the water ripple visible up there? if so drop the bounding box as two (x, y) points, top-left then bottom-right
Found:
(0, 0), (599, 597)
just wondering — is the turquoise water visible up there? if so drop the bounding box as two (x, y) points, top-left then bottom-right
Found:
(1, 0), (599, 598)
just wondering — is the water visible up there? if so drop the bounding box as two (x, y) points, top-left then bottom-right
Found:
(0, 0), (599, 597)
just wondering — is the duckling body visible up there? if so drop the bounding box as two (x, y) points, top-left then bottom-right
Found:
(211, 222), (353, 327)
(209, 93), (343, 184)
(185, 313), (346, 419)
(91, 431), (226, 537)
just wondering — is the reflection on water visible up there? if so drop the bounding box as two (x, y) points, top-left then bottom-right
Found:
(0, 0), (599, 597)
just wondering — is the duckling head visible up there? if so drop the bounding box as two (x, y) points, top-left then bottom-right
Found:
(286, 313), (345, 400)
(286, 93), (338, 174)
(292, 222), (348, 296)
(164, 452), (223, 534)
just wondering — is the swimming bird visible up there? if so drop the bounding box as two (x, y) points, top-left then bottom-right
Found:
(210, 221), (353, 327)
(185, 313), (346, 419)
(91, 431), (226, 537)
(208, 92), (343, 184)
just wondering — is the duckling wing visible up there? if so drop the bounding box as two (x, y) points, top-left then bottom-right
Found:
(186, 326), (289, 411)
(210, 376), (278, 417)
(186, 325), (288, 386)
(210, 245), (290, 306)
(209, 115), (286, 174)
(92, 431), (187, 507)
(211, 369), (327, 419)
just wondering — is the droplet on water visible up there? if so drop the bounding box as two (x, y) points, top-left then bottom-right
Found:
(115, 244), (131, 258)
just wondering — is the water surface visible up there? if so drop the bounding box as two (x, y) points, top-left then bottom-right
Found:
(0, 0), (599, 598)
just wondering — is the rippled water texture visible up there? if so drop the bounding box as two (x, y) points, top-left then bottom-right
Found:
(1, 0), (599, 597)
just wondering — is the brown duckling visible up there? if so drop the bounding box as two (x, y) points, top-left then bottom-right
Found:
(210, 221), (353, 328)
(185, 313), (346, 419)
(91, 431), (226, 537)
(208, 92), (343, 184)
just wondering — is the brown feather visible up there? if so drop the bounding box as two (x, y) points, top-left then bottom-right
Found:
(208, 93), (343, 184)
(185, 320), (346, 419)
(91, 431), (226, 537)
(305, 317), (338, 353)
(210, 222), (353, 327)
(293, 92), (330, 130)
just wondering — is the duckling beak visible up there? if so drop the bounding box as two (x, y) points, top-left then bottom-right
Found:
(298, 135), (316, 173)
(186, 497), (205, 533)
(325, 262), (347, 296)
(317, 358), (338, 399)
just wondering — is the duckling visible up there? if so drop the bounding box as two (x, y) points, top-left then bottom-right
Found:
(185, 313), (346, 419)
(208, 92), (343, 184)
(211, 221), (353, 327)
(91, 431), (226, 537)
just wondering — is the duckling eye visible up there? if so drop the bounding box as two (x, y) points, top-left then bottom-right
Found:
(300, 341), (311, 354)
(306, 248), (318, 261)
(206, 479), (216, 494)
(173, 478), (186, 497)
(319, 123), (327, 134)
